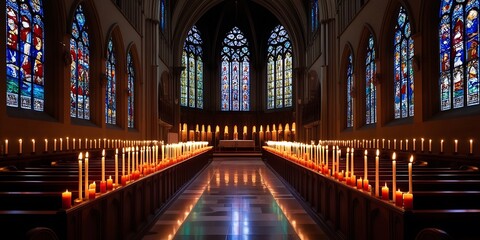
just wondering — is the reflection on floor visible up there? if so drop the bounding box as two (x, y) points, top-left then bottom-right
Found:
(143, 157), (329, 240)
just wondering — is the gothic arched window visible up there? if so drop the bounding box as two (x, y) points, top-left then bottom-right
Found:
(70, 4), (90, 120)
(366, 34), (377, 124)
(221, 27), (250, 111)
(105, 38), (116, 125)
(346, 54), (354, 128)
(127, 52), (135, 128)
(267, 25), (293, 109)
(180, 25), (203, 109)
(394, 6), (414, 119)
(440, 0), (479, 111)
(311, 0), (319, 32)
(6, 0), (44, 111)
(160, 0), (166, 32)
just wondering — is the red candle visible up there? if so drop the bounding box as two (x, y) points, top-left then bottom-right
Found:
(107, 176), (113, 191)
(62, 189), (72, 209)
(89, 182), (96, 200)
(350, 175), (356, 187)
(100, 181), (107, 193)
(403, 193), (413, 210)
(363, 179), (369, 191)
(357, 177), (363, 190)
(395, 189), (403, 207)
(121, 175), (128, 186)
(382, 183), (389, 200)
(338, 171), (344, 182)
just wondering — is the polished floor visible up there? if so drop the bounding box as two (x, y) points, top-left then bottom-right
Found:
(143, 157), (329, 240)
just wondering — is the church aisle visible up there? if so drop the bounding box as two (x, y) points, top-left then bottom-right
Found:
(143, 157), (330, 240)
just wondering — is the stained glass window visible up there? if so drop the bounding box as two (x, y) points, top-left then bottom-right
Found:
(267, 25), (293, 110)
(440, 0), (479, 111)
(160, 0), (166, 31)
(311, 0), (319, 32)
(127, 52), (135, 128)
(346, 54), (354, 128)
(180, 25), (203, 109)
(6, 0), (44, 111)
(70, 4), (90, 120)
(366, 34), (377, 124)
(221, 27), (250, 111)
(394, 6), (414, 119)
(105, 38), (116, 125)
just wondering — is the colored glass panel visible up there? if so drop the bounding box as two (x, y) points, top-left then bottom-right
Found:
(181, 25), (203, 109)
(366, 34), (377, 124)
(221, 27), (250, 111)
(440, 0), (479, 110)
(127, 52), (135, 128)
(70, 5), (90, 120)
(6, 0), (44, 111)
(105, 38), (116, 125)
(347, 54), (354, 128)
(394, 6), (414, 119)
(311, 0), (319, 32)
(160, 0), (166, 31)
(267, 25), (293, 110)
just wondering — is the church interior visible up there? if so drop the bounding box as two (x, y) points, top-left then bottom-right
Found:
(1, 0), (480, 239)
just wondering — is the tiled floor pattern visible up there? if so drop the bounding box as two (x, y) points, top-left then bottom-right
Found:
(143, 157), (330, 240)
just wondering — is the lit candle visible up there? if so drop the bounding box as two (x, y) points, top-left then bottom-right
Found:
(44, 139), (48, 152)
(31, 139), (35, 153)
(364, 150), (368, 180)
(346, 148), (350, 176)
(388, 140), (391, 149)
(4, 139), (8, 155)
(62, 189), (72, 209)
(73, 138), (76, 150)
(79, 138), (82, 149)
(107, 176), (113, 191)
(454, 139), (458, 153)
(395, 189), (403, 207)
(470, 139), (473, 154)
(115, 149), (118, 185)
(66, 137), (69, 151)
(408, 155), (413, 194)
(19, 139), (22, 154)
(392, 152), (397, 203)
(440, 139), (444, 153)
(421, 138), (424, 152)
(394, 139), (396, 150)
(128, 147), (131, 176)
(375, 149), (379, 197)
(89, 182), (96, 200)
(382, 139), (385, 149)
(78, 153), (83, 201)
(413, 138), (416, 151)
(400, 140), (403, 151)
(382, 183), (389, 200)
(406, 139), (408, 151)
(85, 152), (89, 200)
(122, 148), (125, 176)
(60, 138), (63, 151)
(363, 178), (369, 192)
(357, 177), (363, 189)
(101, 149), (105, 182)
(54, 139), (57, 152)
(429, 139), (432, 152)
(351, 148), (354, 176)
(403, 192), (413, 210)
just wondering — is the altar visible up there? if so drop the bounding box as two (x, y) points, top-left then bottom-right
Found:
(218, 140), (255, 151)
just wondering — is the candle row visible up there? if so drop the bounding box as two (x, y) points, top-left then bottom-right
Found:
(2, 138), (164, 155)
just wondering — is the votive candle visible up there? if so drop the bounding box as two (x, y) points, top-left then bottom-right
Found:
(62, 189), (72, 209)
(382, 183), (389, 200)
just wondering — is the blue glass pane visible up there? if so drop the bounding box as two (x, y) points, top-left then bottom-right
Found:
(105, 38), (116, 125)
(127, 52), (135, 128)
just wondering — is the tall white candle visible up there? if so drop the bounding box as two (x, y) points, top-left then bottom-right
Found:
(375, 149), (379, 197)
(19, 139), (22, 154)
(79, 139), (82, 150)
(60, 138), (63, 151)
(408, 156), (413, 194)
(382, 139), (385, 149)
(72, 138), (76, 150)
(406, 139), (408, 151)
(364, 150), (368, 180)
(54, 139), (57, 152)
(66, 137), (69, 151)
(101, 149), (105, 182)
(78, 152), (83, 200)
(421, 138), (424, 152)
(122, 148), (125, 176)
(44, 139), (48, 152)
(429, 139), (432, 152)
(85, 152), (89, 199)
(346, 148), (350, 176)
(392, 152), (397, 203)
(394, 139), (397, 150)
(413, 138), (416, 151)
(388, 140), (391, 149)
(326, 146), (329, 171)
(115, 149), (118, 185)
(31, 139), (35, 153)
(5, 139), (8, 155)
(441, 139), (444, 153)
(128, 147), (131, 175)
(454, 140), (458, 153)
(162, 144), (165, 161)
(351, 148), (355, 176)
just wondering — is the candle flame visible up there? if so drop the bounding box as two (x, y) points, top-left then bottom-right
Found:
(392, 152), (396, 160)
(78, 152), (83, 160)
(364, 149), (368, 155)
(347, 147), (350, 152)
(376, 149), (379, 156)
(385, 182), (388, 187)
(116, 148), (118, 154)
(409, 155), (414, 163)
(85, 152), (89, 158)
(66, 189), (69, 192)
(102, 149), (105, 156)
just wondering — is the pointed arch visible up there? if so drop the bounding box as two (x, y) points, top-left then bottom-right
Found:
(104, 24), (125, 126)
(356, 25), (378, 125)
(180, 25), (203, 109)
(267, 24), (293, 110)
(126, 42), (141, 129)
(68, 0), (103, 123)
(220, 26), (251, 111)
(341, 43), (355, 129)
